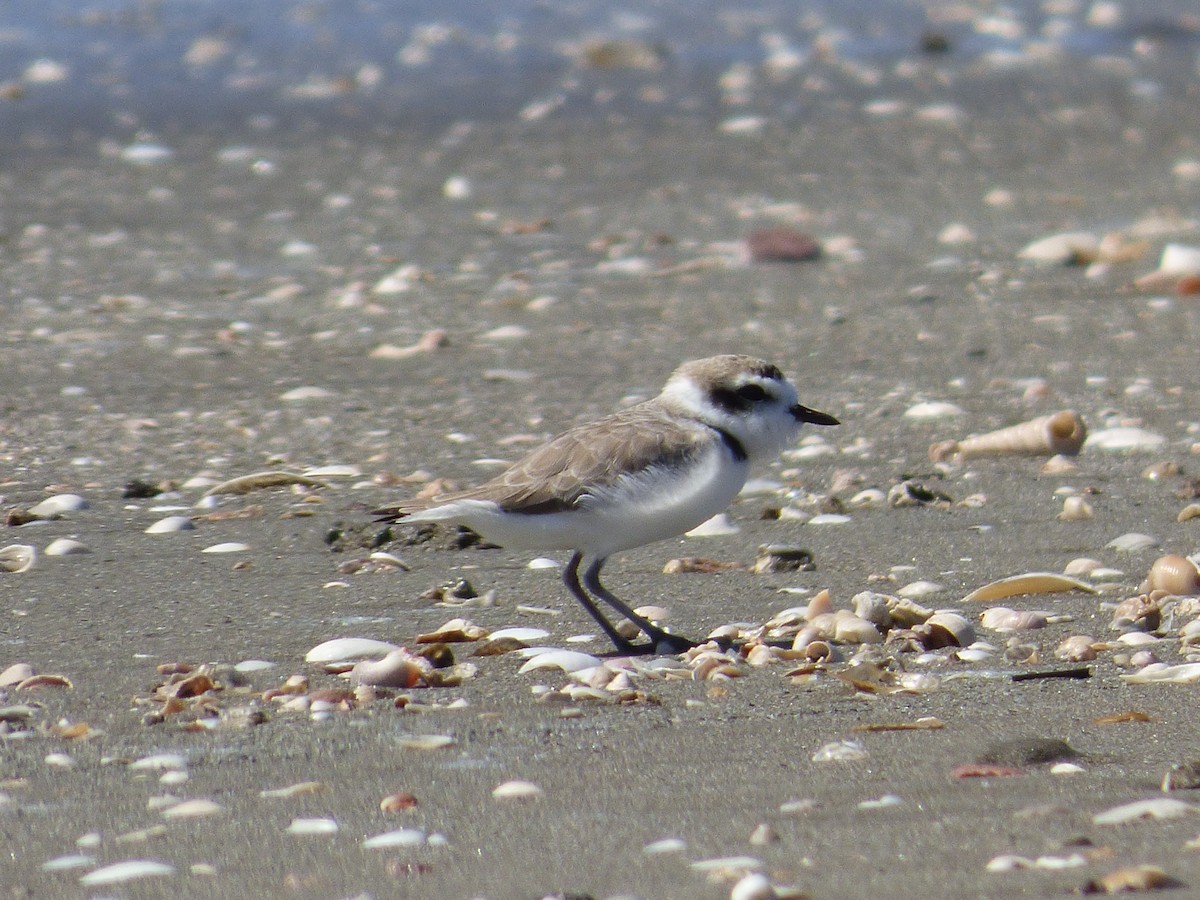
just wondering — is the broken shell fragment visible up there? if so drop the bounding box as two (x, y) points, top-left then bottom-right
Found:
(202, 471), (329, 497)
(1109, 595), (1161, 632)
(914, 612), (976, 649)
(929, 410), (1086, 463)
(1083, 864), (1174, 894)
(492, 779), (542, 800)
(1142, 554), (1200, 596)
(1055, 635), (1099, 662)
(980, 607), (1050, 632)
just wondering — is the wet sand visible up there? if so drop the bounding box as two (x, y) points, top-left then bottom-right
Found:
(3, 2), (1200, 897)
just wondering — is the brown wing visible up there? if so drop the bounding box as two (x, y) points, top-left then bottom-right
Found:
(375, 404), (712, 519)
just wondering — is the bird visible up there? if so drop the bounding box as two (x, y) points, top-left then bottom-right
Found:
(374, 354), (838, 653)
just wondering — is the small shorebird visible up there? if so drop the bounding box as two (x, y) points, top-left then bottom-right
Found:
(375, 354), (838, 653)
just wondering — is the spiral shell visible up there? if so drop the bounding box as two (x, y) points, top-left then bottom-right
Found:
(930, 410), (1086, 462)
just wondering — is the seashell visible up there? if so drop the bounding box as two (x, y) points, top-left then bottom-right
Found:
(1059, 496), (1094, 521)
(915, 612), (975, 648)
(201, 470), (328, 497)
(1087, 427), (1166, 452)
(1055, 635), (1098, 662)
(848, 488), (886, 508)
(16, 673), (73, 690)
(145, 516), (194, 534)
(962, 572), (1095, 603)
(851, 592), (892, 628)
(362, 828), (427, 849)
(488, 627), (550, 643)
(753, 544), (813, 574)
(259, 781), (328, 799)
(812, 739), (868, 762)
(1063, 557), (1103, 577)
(396, 734), (455, 751)
(305, 638), (399, 663)
(897, 580), (944, 599)
(41, 855), (96, 872)
(930, 410), (1086, 463)
(129, 753), (189, 771)
(1109, 595), (1160, 632)
(44, 538), (89, 556)
(78, 860), (176, 886)
(0, 544), (36, 573)
(904, 401), (964, 420)
(0, 663), (34, 687)
(1084, 865), (1173, 895)
(350, 650), (426, 688)
(832, 612), (883, 644)
(1017, 231), (1099, 264)
(980, 607), (1049, 632)
(201, 542), (249, 554)
(415, 618), (488, 643)
(885, 596), (933, 627)
(1106, 532), (1159, 553)
(1142, 554), (1200, 596)
(1178, 503), (1200, 523)
(729, 872), (776, 900)
(286, 817), (339, 835)
(643, 837), (687, 855)
(685, 513), (739, 537)
(1162, 760), (1200, 792)
(28, 494), (88, 517)
(1092, 797), (1196, 825)
(1122, 662), (1200, 684)
(160, 799), (222, 819)
(517, 649), (601, 674)
(492, 779), (542, 800)
(805, 589), (834, 620)
(380, 791), (419, 812)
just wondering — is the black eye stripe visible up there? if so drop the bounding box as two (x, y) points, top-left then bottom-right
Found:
(735, 384), (768, 402)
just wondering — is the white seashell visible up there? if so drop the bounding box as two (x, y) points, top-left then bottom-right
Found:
(1051, 762), (1085, 775)
(980, 607), (1049, 632)
(643, 837), (687, 854)
(931, 410), (1087, 462)
(301, 464), (361, 478)
(1087, 427), (1166, 452)
(1106, 533), (1159, 553)
(79, 860), (176, 886)
(44, 538), (90, 556)
(851, 592), (892, 627)
(44, 752), (74, 768)
(120, 142), (174, 164)
(858, 794), (904, 809)
(955, 648), (992, 662)
(0, 544), (36, 573)
(362, 828), (427, 849)
(1059, 496), (1094, 521)
(492, 779), (543, 800)
(28, 494), (88, 517)
(41, 855), (95, 872)
(1063, 557), (1103, 576)
(286, 817), (339, 835)
(1156, 242), (1200, 275)
(904, 401), (964, 419)
(233, 659), (276, 673)
(812, 739), (868, 762)
(730, 872), (776, 900)
(848, 488), (886, 508)
(832, 613), (883, 644)
(488, 627), (551, 642)
(305, 638), (399, 663)
(279, 386), (333, 401)
(145, 516), (195, 534)
(160, 799), (222, 819)
(962, 572), (1095, 603)
(1092, 797), (1196, 825)
(396, 734), (456, 751)
(129, 753), (188, 771)
(517, 650), (601, 674)
(1017, 231), (1099, 263)
(201, 542), (249, 554)
(1122, 662), (1200, 684)
(0, 663), (34, 686)
(807, 513), (851, 525)
(923, 612), (976, 647)
(527, 557), (559, 570)
(1055, 635), (1098, 662)
(898, 580), (944, 599)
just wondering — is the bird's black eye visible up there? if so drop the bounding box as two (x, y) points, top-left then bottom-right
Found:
(735, 383), (769, 402)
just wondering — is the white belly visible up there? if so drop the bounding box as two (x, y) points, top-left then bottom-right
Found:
(410, 445), (747, 559)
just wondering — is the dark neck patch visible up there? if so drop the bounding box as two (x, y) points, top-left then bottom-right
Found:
(712, 426), (748, 462)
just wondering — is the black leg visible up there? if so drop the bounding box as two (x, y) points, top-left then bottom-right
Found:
(581, 558), (698, 654)
(561, 552), (636, 652)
